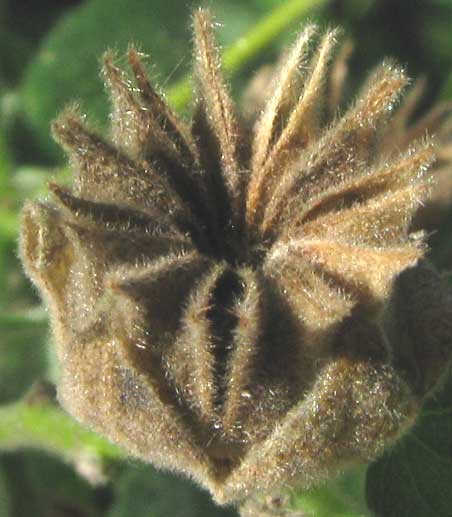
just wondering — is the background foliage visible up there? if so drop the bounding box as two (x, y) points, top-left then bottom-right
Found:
(1, 0), (452, 515)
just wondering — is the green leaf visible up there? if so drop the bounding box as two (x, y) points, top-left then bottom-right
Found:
(0, 126), (15, 209)
(0, 463), (11, 517)
(440, 70), (452, 101)
(292, 465), (370, 516)
(0, 312), (48, 403)
(1, 451), (104, 517)
(0, 130), (16, 311)
(109, 462), (237, 517)
(0, 129), (12, 186)
(0, 398), (122, 464)
(366, 374), (452, 516)
(22, 0), (193, 161)
(0, 29), (30, 89)
(22, 0), (328, 161)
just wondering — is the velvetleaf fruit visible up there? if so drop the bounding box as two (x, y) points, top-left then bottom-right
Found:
(20, 7), (452, 507)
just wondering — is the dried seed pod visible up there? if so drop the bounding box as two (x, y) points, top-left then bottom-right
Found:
(245, 42), (452, 238)
(327, 45), (452, 235)
(20, 7), (452, 508)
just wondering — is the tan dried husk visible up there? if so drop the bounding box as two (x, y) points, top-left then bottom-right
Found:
(20, 8), (452, 511)
(243, 39), (452, 236)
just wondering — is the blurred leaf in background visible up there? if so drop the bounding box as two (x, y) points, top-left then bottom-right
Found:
(20, 0), (327, 161)
(0, 313), (47, 404)
(110, 463), (236, 517)
(0, 451), (107, 517)
(367, 375), (452, 517)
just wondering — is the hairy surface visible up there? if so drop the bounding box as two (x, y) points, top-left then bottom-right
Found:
(20, 8), (452, 507)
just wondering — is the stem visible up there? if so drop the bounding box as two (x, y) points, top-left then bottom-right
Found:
(168, 0), (328, 110)
(223, 0), (327, 71)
